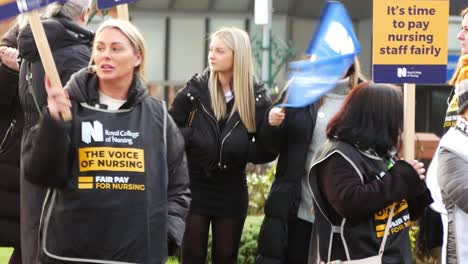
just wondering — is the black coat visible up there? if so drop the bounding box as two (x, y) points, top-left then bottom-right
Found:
(23, 69), (190, 263)
(17, 17), (93, 264)
(0, 27), (23, 247)
(169, 70), (276, 216)
(256, 95), (318, 263)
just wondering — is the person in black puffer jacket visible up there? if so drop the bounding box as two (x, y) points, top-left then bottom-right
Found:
(169, 27), (276, 264)
(16, 1), (94, 263)
(0, 19), (24, 264)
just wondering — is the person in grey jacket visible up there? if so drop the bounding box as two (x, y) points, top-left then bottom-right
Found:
(438, 68), (468, 264)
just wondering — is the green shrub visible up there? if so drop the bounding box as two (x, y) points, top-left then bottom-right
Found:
(247, 163), (276, 215)
(198, 215), (264, 264)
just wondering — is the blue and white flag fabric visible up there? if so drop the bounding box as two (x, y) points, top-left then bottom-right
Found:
(0, 0), (59, 21)
(97, 0), (138, 9)
(282, 1), (361, 108)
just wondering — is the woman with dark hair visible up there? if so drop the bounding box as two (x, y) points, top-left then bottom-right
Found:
(256, 59), (362, 264)
(304, 82), (432, 263)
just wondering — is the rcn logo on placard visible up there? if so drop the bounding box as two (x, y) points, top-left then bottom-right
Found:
(397, 67), (407, 78)
(82, 121), (104, 144)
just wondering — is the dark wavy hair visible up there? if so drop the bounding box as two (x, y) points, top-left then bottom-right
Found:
(326, 81), (403, 158)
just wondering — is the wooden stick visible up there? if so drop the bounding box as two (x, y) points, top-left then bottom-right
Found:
(116, 4), (129, 21)
(27, 10), (71, 120)
(403, 83), (415, 160)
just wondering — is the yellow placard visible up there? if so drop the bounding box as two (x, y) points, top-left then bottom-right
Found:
(373, 0), (449, 65)
(0, 0), (15, 5)
(78, 147), (145, 172)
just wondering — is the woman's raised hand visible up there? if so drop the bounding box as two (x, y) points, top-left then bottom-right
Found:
(45, 76), (71, 121)
(268, 107), (285, 127)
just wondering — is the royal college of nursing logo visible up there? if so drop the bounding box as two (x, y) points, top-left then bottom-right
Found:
(397, 67), (422, 79)
(397, 67), (407, 78)
(82, 121), (104, 144)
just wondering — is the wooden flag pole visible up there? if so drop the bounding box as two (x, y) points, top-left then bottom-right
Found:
(403, 83), (415, 160)
(27, 10), (71, 120)
(116, 4), (129, 21)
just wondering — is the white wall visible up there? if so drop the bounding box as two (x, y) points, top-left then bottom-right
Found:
(132, 13), (166, 82)
(168, 17), (206, 82)
(448, 17), (462, 53)
(290, 17), (317, 59)
(209, 18), (246, 33)
(356, 18), (372, 79)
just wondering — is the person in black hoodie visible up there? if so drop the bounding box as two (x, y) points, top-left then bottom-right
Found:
(23, 19), (190, 263)
(169, 27), (275, 264)
(16, 1), (94, 263)
(0, 19), (24, 264)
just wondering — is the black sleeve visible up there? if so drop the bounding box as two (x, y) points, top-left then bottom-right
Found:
(318, 154), (427, 220)
(165, 114), (191, 254)
(248, 90), (278, 164)
(256, 105), (285, 154)
(168, 84), (195, 145)
(258, 88), (289, 153)
(0, 64), (19, 108)
(29, 49), (90, 112)
(22, 112), (70, 187)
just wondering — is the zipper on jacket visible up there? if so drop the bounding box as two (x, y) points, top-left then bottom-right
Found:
(200, 102), (220, 138)
(0, 119), (16, 152)
(218, 120), (240, 169)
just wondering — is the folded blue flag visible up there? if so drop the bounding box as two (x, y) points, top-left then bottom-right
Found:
(283, 1), (361, 108)
(0, 0), (60, 21)
(97, 0), (138, 9)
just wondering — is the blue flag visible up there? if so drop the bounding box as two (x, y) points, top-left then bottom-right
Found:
(283, 1), (360, 108)
(97, 0), (138, 9)
(0, 0), (59, 21)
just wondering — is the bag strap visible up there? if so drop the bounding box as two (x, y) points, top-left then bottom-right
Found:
(378, 203), (396, 255)
(185, 104), (197, 128)
(26, 61), (43, 118)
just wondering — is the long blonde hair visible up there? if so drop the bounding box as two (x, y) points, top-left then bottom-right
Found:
(209, 27), (256, 133)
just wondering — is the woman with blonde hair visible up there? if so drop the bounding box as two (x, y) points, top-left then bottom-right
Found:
(169, 27), (275, 263)
(22, 19), (190, 263)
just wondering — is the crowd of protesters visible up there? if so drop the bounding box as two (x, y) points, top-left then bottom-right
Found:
(0, 1), (467, 263)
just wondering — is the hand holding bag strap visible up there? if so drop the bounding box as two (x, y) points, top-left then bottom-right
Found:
(378, 203), (396, 256)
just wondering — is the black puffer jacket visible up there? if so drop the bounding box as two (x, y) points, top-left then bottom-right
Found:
(17, 17), (93, 264)
(169, 69), (276, 217)
(0, 25), (23, 247)
(255, 92), (318, 263)
(23, 69), (190, 263)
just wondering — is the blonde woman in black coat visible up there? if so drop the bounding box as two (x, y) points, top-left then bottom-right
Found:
(170, 27), (275, 264)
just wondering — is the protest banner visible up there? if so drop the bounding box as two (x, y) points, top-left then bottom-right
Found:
(97, 0), (138, 20)
(0, 0), (69, 119)
(373, 0), (449, 160)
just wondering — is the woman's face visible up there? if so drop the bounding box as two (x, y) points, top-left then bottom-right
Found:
(208, 37), (233, 73)
(458, 14), (468, 55)
(93, 28), (141, 83)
